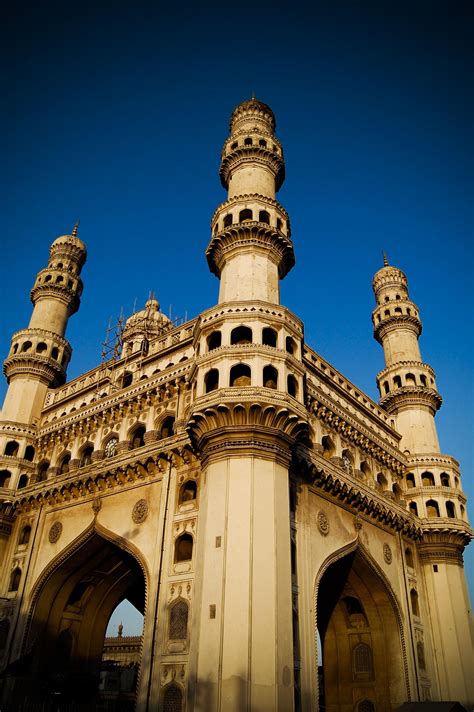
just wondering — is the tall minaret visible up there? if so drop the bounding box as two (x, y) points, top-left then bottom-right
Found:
(207, 97), (294, 304)
(188, 100), (306, 712)
(372, 257), (474, 704)
(2, 226), (86, 426)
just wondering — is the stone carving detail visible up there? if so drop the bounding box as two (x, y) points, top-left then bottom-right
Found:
(92, 497), (102, 515)
(132, 499), (148, 524)
(317, 511), (330, 536)
(383, 543), (393, 564)
(48, 521), (63, 543)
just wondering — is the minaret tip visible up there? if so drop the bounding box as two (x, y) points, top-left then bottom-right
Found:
(383, 251), (389, 267)
(71, 221), (80, 237)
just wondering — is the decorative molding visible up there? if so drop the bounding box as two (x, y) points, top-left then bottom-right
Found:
(132, 499), (148, 524)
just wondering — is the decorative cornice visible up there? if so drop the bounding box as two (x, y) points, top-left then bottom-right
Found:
(373, 314), (422, 344)
(376, 360), (435, 382)
(206, 222), (295, 279)
(30, 283), (81, 315)
(210, 193), (289, 226)
(379, 386), (442, 414)
(3, 353), (67, 387)
(219, 148), (285, 190)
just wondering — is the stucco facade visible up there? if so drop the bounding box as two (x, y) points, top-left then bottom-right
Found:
(0, 98), (472, 712)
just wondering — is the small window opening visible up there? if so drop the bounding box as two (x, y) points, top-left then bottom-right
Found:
(259, 139), (267, 148)
(207, 331), (222, 351)
(393, 375), (402, 388)
(239, 208), (253, 222)
(59, 454), (70, 475)
(406, 373), (416, 385)
(321, 436), (335, 460)
(410, 588), (419, 616)
(36, 342), (47, 354)
(37, 462), (49, 482)
(231, 326), (252, 345)
(205, 369), (219, 393)
(231, 141), (238, 150)
(286, 336), (296, 354)
(179, 480), (197, 505)
(259, 210), (270, 224)
(440, 473), (450, 487)
(244, 137), (253, 146)
(446, 501), (455, 518)
(51, 347), (59, 360)
(383, 381), (389, 394)
(19, 526), (31, 545)
(223, 214), (233, 227)
(131, 426), (146, 449)
(426, 499), (440, 517)
(4, 441), (19, 457)
(230, 364), (251, 387)
(24, 445), (35, 461)
(175, 533), (193, 562)
(406, 472), (415, 488)
(160, 417), (175, 439)
(79, 446), (93, 467)
(9, 568), (21, 592)
(122, 371), (133, 388)
(287, 374), (298, 398)
(420, 374), (427, 386)
(262, 327), (277, 347)
(17, 474), (29, 489)
(263, 365), (278, 389)
(421, 471), (435, 486)
(0, 470), (12, 488)
(405, 547), (414, 568)
(409, 501), (418, 516)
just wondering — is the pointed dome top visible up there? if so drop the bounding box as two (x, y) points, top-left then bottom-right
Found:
(230, 97), (276, 133)
(50, 223), (87, 262)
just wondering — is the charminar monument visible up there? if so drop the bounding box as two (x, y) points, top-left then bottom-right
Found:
(0, 98), (472, 711)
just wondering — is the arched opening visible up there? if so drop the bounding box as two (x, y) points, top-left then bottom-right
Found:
(207, 330), (222, 351)
(51, 346), (59, 360)
(37, 461), (49, 482)
(19, 525), (31, 545)
(286, 336), (296, 354)
(244, 137), (253, 146)
(205, 369), (219, 393)
(24, 445), (35, 461)
(321, 436), (335, 460)
(230, 364), (251, 387)
(263, 365), (278, 389)
(21, 341), (32, 352)
(4, 440), (19, 457)
(406, 373), (416, 385)
(316, 548), (406, 710)
(122, 371), (133, 388)
(223, 214), (233, 227)
(169, 599), (189, 641)
(393, 375), (402, 388)
(239, 208), (253, 222)
(405, 547), (414, 568)
(160, 417), (175, 439)
(420, 374), (427, 386)
(406, 472), (415, 488)
(446, 501), (456, 518)
(409, 501), (418, 516)
(230, 325), (252, 345)
(178, 480), (197, 505)
(79, 445), (94, 468)
(59, 454), (71, 475)
(259, 210), (270, 224)
(18, 474), (29, 489)
(421, 471), (434, 486)
(440, 472), (450, 487)
(426, 499), (440, 517)
(262, 327), (277, 347)
(376, 472), (387, 489)
(36, 342), (48, 354)
(175, 533), (193, 563)
(360, 461), (372, 479)
(162, 683), (183, 711)
(392, 483), (402, 499)
(9, 567), (21, 592)
(101, 599), (144, 703)
(130, 426), (146, 449)
(13, 531), (146, 708)
(287, 374), (298, 398)
(259, 138), (267, 148)
(0, 470), (12, 488)
(383, 381), (389, 394)
(410, 588), (419, 616)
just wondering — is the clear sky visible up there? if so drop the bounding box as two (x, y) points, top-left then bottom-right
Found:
(2, 1), (473, 634)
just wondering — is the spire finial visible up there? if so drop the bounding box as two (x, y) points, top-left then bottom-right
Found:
(251, 91), (256, 100)
(71, 221), (80, 237)
(383, 251), (389, 267)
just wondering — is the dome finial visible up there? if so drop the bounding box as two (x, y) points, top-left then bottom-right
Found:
(71, 221), (80, 237)
(383, 251), (389, 267)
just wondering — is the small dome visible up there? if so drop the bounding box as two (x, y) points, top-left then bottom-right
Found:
(51, 225), (87, 257)
(230, 97), (276, 132)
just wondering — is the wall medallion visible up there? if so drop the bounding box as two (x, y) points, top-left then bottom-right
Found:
(317, 511), (330, 536)
(383, 543), (392, 564)
(48, 521), (63, 544)
(132, 499), (148, 524)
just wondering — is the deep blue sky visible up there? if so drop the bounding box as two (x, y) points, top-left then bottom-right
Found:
(2, 2), (473, 631)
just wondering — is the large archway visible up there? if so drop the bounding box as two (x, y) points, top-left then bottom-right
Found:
(316, 547), (407, 712)
(11, 529), (146, 710)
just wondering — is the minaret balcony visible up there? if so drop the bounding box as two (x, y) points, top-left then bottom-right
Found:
(211, 194), (291, 238)
(3, 352), (68, 387)
(373, 310), (422, 343)
(6, 329), (71, 371)
(379, 385), (442, 414)
(219, 145), (285, 191)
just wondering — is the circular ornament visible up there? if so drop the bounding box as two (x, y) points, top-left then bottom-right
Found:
(383, 543), (392, 564)
(132, 499), (148, 524)
(49, 521), (63, 543)
(317, 511), (330, 536)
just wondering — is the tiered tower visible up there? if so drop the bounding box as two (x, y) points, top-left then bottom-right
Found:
(372, 257), (473, 702)
(187, 98), (307, 711)
(0, 226), (86, 491)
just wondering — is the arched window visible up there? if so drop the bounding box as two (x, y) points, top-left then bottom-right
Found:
(353, 642), (373, 674)
(19, 525), (31, 545)
(446, 501), (456, 518)
(287, 374), (298, 398)
(376, 472), (387, 489)
(409, 501), (418, 516)
(286, 336), (296, 354)
(392, 483), (402, 499)
(231, 326), (252, 345)
(205, 369), (219, 393)
(9, 567), (21, 592)
(230, 141), (238, 150)
(51, 347), (59, 360)
(460, 504), (465, 519)
(276, 218), (283, 230)
(230, 364), (251, 387)
(24, 445), (35, 461)
(17, 474), (29, 489)
(175, 533), (193, 563)
(263, 365), (278, 389)
(21, 341), (32, 352)
(79, 445), (94, 468)
(259, 138), (267, 148)
(59, 454), (70, 475)
(36, 342), (47, 354)
(383, 381), (389, 394)
(421, 471), (435, 486)
(321, 436), (335, 460)
(4, 441), (19, 457)
(343, 596), (368, 627)
(104, 437), (118, 458)
(406, 472), (415, 488)
(169, 599), (189, 640)
(160, 417), (175, 439)
(0, 470), (11, 488)
(239, 208), (253, 222)
(37, 461), (49, 481)
(179, 480), (197, 505)
(262, 327), (277, 347)
(244, 137), (253, 146)
(440, 472), (450, 487)
(405, 547), (414, 568)
(420, 374), (427, 386)
(259, 210), (270, 224)
(410, 588), (420, 616)
(207, 330), (222, 350)
(406, 373), (416, 385)
(393, 375), (402, 388)
(162, 684), (183, 712)
(122, 371), (133, 388)
(131, 426), (146, 449)
(426, 500), (440, 517)
(360, 461), (372, 478)
(417, 641), (426, 670)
